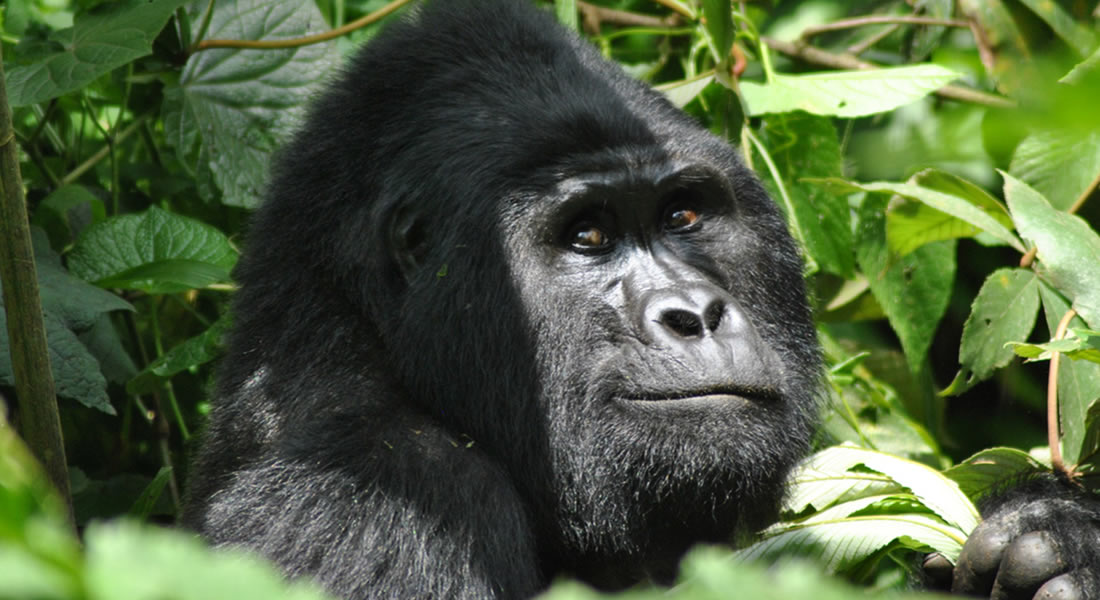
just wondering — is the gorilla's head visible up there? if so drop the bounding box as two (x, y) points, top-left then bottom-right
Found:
(229, 0), (820, 583)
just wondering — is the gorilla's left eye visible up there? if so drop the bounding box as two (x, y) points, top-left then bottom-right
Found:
(664, 207), (701, 231)
(569, 225), (611, 251)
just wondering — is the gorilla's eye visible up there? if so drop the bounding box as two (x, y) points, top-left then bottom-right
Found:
(665, 207), (701, 231)
(569, 224), (611, 251)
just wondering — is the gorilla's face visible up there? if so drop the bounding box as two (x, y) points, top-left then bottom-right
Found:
(496, 154), (820, 574)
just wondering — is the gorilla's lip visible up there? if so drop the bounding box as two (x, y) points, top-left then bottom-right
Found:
(617, 387), (779, 405)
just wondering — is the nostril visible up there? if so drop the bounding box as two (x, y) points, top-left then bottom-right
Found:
(704, 300), (725, 332)
(659, 309), (704, 338)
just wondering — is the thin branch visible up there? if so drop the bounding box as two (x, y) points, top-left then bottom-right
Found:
(577, 1), (675, 30)
(847, 23), (900, 55)
(762, 36), (1016, 109)
(651, 0), (695, 19)
(1048, 308), (1078, 477)
(194, 0), (415, 51)
(802, 15), (968, 42)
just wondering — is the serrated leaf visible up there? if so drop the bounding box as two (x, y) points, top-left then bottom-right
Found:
(793, 445), (978, 533)
(943, 447), (1047, 501)
(740, 65), (959, 118)
(68, 206), (236, 294)
(944, 268), (1040, 396)
(168, 0), (339, 207)
(4, 0), (189, 106)
(1039, 284), (1100, 466)
(1009, 130), (1100, 211)
(886, 169), (1016, 257)
(737, 514), (966, 570)
(1004, 171), (1100, 329)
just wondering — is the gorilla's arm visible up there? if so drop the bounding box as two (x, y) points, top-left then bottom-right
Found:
(191, 406), (540, 599)
(951, 476), (1100, 599)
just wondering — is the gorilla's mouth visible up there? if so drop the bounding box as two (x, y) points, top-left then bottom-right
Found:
(618, 386), (779, 406)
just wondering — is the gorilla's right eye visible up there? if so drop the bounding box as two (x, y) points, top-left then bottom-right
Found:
(569, 225), (611, 251)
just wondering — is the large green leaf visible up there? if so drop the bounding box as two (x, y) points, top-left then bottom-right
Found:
(740, 65), (959, 118)
(857, 196), (956, 375)
(164, 0), (339, 207)
(1009, 130), (1100, 211)
(4, 0), (189, 106)
(943, 268), (1040, 396)
(0, 231), (131, 414)
(68, 206), (237, 294)
(1004, 171), (1100, 329)
(755, 113), (852, 277)
(885, 169), (1016, 257)
(943, 447), (1047, 501)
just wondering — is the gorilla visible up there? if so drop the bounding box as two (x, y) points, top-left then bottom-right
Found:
(181, 0), (1100, 598)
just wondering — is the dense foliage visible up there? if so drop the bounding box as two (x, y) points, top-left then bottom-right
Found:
(1, 0), (1098, 597)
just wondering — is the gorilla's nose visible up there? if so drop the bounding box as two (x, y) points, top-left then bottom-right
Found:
(643, 286), (741, 342)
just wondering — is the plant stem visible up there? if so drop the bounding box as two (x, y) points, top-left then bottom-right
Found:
(0, 45), (75, 530)
(1048, 308), (1077, 477)
(801, 15), (968, 41)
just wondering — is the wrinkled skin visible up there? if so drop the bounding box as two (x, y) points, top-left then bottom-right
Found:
(180, 0), (1100, 598)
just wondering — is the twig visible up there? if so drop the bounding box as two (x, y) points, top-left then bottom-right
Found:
(1048, 308), (1078, 477)
(194, 0), (415, 51)
(847, 23), (899, 55)
(577, 1), (674, 30)
(802, 15), (968, 41)
(762, 36), (1016, 109)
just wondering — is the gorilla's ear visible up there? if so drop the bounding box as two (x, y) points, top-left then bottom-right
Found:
(389, 206), (429, 283)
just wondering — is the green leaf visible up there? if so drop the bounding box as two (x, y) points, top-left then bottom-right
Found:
(822, 177), (1024, 253)
(1039, 284), (1100, 467)
(657, 73), (715, 108)
(30, 185), (107, 249)
(1004, 171), (1100, 329)
(740, 65), (959, 118)
(166, 0), (339, 207)
(739, 514), (966, 570)
(0, 231), (131, 414)
(1009, 130), (1100, 211)
(4, 0), (189, 106)
(83, 521), (336, 600)
(885, 169), (1016, 257)
(68, 206), (237, 294)
(702, 0), (734, 67)
(943, 447), (1047, 501)
(1009, 330), (1100, 365)
(857, 196), (956, 375)
(554, 0), (578, 30)
(127, 315), (230, 395)
(128, 467), (173, 519)
(944, 268), (1040, 396)
(755, 113), (852, 277)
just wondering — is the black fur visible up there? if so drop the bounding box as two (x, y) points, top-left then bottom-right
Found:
(182, 2), (1100, 599)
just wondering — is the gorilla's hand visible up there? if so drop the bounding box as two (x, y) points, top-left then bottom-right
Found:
(944, 477), (1100, 599)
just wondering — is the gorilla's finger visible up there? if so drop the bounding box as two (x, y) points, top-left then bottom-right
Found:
(953, 522), (1014, 595)
(922, 552), (953, 590)
(1033, 571), (1084, 600)
(990, 531), (1066, 600)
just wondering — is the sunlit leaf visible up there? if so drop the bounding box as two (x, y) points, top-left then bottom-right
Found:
(740, 65), (959, 118)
